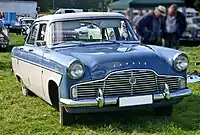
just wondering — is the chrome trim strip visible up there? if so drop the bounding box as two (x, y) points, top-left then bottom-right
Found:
(12, 56), (62, 75)
(70, 69), (185, 88)
(61, 88), (192, 108)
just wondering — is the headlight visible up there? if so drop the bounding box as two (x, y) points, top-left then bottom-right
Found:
(173, 53), (189, 72)
(68, 61), (84, 79)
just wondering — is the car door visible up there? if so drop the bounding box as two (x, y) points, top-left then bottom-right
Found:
(23, 22), (46, 99)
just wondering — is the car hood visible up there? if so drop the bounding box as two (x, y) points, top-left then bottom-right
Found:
(55, 44), (175, 80)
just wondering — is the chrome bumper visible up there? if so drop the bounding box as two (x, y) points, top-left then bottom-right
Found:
(60, 89), (192, 108)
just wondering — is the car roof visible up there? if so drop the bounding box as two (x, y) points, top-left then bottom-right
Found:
(35, 12), (125, 22)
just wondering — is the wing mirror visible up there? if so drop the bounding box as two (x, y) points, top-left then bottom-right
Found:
(36, 41), (46, 46)
(22, 27), (30, 36)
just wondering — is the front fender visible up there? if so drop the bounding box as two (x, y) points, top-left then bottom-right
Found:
(148, 45), (185, 66)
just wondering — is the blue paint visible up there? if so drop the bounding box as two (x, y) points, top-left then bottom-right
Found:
(12, 38), (187, 99)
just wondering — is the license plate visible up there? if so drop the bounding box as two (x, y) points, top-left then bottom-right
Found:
(119, 95), (153, 107)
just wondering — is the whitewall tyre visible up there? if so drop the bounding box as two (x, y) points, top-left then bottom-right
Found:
(21, 81), (33, 96)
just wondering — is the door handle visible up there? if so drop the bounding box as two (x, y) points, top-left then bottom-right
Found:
(19, 47), (23, 50)
(28, 49), (33, 52)
(46, 57), (51, 61)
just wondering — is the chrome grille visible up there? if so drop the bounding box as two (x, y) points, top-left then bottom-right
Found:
(74, 70), (181, 99)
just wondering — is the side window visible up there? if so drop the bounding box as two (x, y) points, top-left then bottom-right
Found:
(27, 24), (39, 45)
(37, 24), (47, 41)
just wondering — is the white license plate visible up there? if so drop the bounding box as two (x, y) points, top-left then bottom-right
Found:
(119, 95), (153, 107)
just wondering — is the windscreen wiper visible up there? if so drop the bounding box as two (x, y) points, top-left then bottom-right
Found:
(103, 40), (122, 45)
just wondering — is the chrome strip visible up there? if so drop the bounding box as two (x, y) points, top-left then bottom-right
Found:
(61, 88), (192, 108)
(70, 69), (185, 88)
(12, 56), (62, 75)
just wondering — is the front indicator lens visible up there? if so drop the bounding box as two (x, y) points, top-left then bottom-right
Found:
(71, 86), (78, 99)
(179, 78), (186, 89)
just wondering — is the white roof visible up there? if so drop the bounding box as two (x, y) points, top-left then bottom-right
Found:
(35, 12), (125, 22)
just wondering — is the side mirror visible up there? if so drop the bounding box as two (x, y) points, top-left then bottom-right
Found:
(36, 41), (46, 46)
(22, 27), (30, 36)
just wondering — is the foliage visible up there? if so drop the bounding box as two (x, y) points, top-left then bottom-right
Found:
(37, 0), (51, 12)
(194, 0), (200, 11)
(36, 0), (114, 12)
(0, 34), (200, 134)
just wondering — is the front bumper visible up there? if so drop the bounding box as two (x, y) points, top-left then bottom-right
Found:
(60, 88), (192, 108)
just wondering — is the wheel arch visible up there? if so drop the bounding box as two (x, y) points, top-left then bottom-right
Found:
(48, 79), (59, 109)
(15, 73), (22, 82)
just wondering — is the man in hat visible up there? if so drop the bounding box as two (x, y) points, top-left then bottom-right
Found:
(161, 4), (186, 50)
(136, 5), (166, 45)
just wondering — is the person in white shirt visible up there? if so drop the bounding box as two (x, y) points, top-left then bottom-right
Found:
(133, 9), (143, 25)
(161, 4), (186, 49)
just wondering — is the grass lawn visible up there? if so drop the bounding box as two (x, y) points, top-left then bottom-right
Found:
(0, 33), (200, 135)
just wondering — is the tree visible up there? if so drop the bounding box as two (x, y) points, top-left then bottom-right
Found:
(185, 0), (195, 7)
(37, 0), (51, 12)
(98, 0), (114, 11)
(194, 0), (200, 10)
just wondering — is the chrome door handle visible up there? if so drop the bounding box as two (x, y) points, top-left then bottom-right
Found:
(29, 49), (33, 52)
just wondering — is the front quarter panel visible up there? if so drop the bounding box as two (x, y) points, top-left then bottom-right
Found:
(148, 45), (188, 76)
(42, 49), (91, 99)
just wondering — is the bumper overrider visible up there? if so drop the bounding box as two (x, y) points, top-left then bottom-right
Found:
(60, 88), (192, 108)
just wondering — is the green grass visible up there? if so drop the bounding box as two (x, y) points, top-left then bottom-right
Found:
(0, 33), (200, 135)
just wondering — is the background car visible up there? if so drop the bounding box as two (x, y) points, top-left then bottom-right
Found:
(54, 8), (83, 14)
(9, 17), (35, 35)
(180, 17), (200, 43)
(0, 28), (9, 51)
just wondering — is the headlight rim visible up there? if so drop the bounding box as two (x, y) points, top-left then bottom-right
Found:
(173, 53), (189, 72)
(68, 60), (85, 79)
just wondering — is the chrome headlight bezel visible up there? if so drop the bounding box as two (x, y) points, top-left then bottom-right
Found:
(173, 53), (189, 72)
(68, 60), (85, 79)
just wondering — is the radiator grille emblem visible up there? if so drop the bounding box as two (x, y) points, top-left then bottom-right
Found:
(129, 76), (136, 85)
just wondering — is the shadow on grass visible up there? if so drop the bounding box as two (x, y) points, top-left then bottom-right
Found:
(71, 95), (199, 134)
(180, 41), (200, 47)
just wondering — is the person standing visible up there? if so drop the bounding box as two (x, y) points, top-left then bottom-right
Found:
(136, 5), (166, 45)
(161, 4), (187, 49)
(133, 9), (143, 25)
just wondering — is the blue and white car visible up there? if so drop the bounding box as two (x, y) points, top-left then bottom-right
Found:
(11, 12), (192, 125)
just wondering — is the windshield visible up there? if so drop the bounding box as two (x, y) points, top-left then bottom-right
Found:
(22, 20), (34, 25)
(50, 18), (138, 46)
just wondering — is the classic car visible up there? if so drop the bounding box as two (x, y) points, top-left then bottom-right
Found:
(0, 28), (9, 51)
(9, 17), (35, 35)
(54, 8), (83, 14)
(180, 17), (200, 43)
(11, 12), (192, 125)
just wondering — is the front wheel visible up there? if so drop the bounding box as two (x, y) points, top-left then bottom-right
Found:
(60, 105), (75, 126)
(154, 105), (173, 116)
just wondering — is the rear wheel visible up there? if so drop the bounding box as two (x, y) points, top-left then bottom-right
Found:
(21, 81), (33, 96)
(154, 105), (173, 116)
(60, 105), (75, 126)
